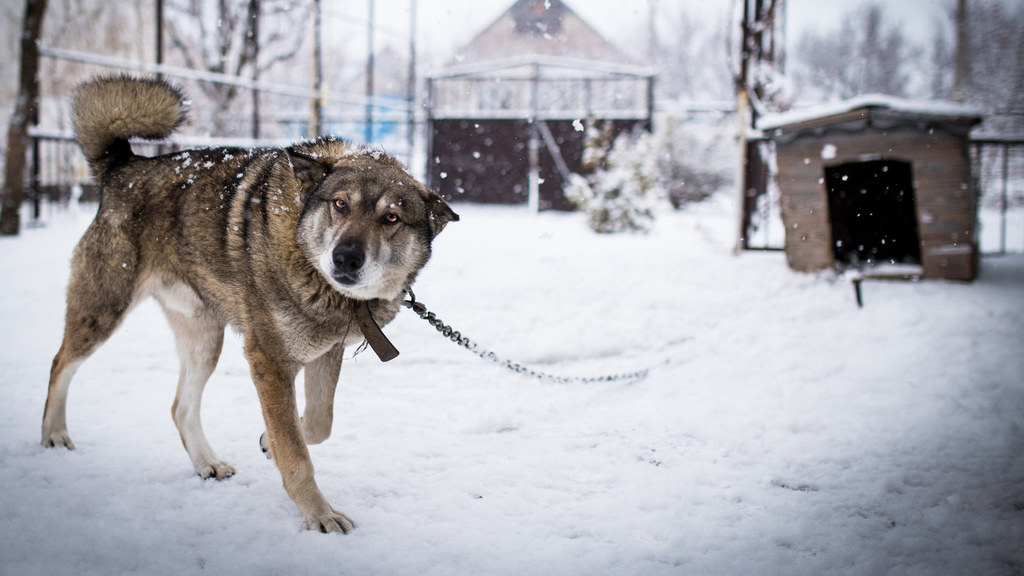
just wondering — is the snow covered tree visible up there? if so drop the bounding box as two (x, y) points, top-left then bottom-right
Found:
(929, 0), (1024, 132)
(565, 122), (662, 234)
(656, 117), (731, 210)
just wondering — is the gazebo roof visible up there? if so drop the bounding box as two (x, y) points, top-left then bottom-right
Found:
(448, 0), (632, 67)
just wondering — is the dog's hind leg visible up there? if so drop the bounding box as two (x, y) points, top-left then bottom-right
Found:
(301, 344), (344, 445)
(42, 345), (85, 449)
(42, 221), (141, 449)
(164, 307), (234, 480)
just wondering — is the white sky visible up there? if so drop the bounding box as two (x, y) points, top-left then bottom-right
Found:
(339, 0), (953, 69)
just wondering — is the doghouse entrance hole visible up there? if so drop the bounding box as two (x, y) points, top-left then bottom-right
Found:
(825, 159), (921, 268)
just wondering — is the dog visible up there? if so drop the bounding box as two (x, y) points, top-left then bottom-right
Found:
(41, 75), (458, 533)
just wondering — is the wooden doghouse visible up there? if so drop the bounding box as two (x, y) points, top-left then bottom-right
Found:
(760, 96), (983, 280)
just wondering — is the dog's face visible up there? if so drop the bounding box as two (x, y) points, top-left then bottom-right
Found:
(291, 142), (458, 301)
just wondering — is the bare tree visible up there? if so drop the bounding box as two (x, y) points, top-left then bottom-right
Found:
(1, 0), (48, 236)
(40, 1), (150, 99)
(960, 0), (1024, 125)
(858, 6), (913, 97)
(792, 3), (917, 101)
(649, 8), (732, 103)
(929, 0), (1023, 130)
(930, 12), (954, 100)
(165, 0), (308, 136)
(0, 3), (24, 104)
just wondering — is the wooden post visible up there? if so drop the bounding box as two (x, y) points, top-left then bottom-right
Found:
(527, 62), (541, 213)
(734, 88), (750, 255)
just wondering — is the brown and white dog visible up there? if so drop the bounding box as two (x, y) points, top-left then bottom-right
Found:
(41, 75), (457, 533)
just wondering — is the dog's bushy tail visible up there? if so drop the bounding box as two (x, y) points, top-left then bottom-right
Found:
(72, 75), (186, 176)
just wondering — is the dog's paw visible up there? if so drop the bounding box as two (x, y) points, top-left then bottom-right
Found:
(196, 460), (236, 480)
(41, 430), (75, 450)
(259, 432), (272, 459)
(305, 509), (356, 534)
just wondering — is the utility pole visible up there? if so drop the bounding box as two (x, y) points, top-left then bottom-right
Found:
(646, 0), (658, 65)
(365, 0), (375, 144)
(311, 0), (323, 138)
(155, 0), (164, 78)
(407, 0), (416, 161)
(249, 0), (261, 139)
(154, 0), (168, 155)
(734, 0), (753, 254)
(734, 0), (778, 254)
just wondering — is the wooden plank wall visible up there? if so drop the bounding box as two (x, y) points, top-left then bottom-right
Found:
(775, 124), (977, 280)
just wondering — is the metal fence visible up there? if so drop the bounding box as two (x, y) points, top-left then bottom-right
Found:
(973, 137), (1024, 254)
(21, 129), (296, 222)
(23, 131), (89, 221)
(21, 126), (1024, 255)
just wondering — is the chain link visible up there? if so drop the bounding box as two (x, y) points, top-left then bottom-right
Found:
(402, 289), (651, 384)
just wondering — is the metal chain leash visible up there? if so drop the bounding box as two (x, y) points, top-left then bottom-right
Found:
(401, 289), (651, 384)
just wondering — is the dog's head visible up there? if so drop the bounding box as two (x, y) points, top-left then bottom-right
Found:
(289, 139), (458, 301)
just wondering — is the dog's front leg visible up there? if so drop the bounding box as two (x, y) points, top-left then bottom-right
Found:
(245, 336), (354, 534)
(301, 344), (344, 445)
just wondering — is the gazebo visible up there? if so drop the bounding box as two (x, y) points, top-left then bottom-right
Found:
(425, 0), (654, 211)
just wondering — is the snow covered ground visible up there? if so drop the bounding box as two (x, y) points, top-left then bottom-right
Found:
(1, 197), (1022, 576)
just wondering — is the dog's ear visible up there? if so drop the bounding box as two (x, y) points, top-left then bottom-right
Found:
(423, 191), (459, 239)
(288, 151), (329, 192)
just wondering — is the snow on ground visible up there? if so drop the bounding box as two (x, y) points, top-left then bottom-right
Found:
(1, 197), (1022, 576)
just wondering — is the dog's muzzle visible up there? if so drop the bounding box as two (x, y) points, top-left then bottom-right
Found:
(331, 241), (365, 285)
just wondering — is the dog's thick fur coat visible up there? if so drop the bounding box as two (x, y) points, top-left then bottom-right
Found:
(41, 75), (457, 533)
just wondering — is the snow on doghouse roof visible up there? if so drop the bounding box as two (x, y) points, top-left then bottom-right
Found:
(758, 94), (983, 132)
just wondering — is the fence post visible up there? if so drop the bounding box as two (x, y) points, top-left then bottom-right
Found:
(1000, 142), (1009, 255)
(30, 134), (41, 222)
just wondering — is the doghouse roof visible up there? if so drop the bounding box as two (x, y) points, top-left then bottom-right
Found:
(759, 94), (983, 144)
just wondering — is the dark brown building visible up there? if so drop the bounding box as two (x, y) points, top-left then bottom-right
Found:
(760, 96), (983, 280)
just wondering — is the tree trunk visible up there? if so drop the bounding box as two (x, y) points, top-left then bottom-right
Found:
(953, 0), (967, 103)
(1, 0), (48, 236)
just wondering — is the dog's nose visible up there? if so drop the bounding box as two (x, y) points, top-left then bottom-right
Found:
(332, 241), (365, 281)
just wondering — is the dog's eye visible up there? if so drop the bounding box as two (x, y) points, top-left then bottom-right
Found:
(382, 213), (400, 225)
(333, 199), (347, 213)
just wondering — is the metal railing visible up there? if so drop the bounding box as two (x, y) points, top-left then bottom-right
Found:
(22, 129), (298, 223)
(972, 136), (1024, 254)
(24, 128), (1024, 252)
